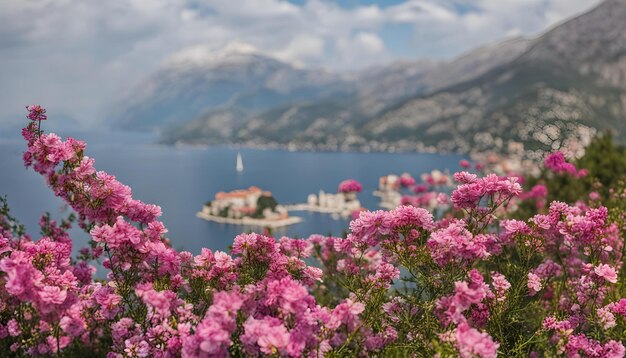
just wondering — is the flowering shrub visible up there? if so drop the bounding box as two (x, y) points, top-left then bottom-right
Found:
(399, 173), (416, 188)
(544, 152), (587, 178)
(394, 170), (457, 212)
(337, 179), (362, 194)
(1, 107), (625, 357)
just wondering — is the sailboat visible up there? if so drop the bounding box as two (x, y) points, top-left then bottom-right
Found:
(236, 152), (244, 172)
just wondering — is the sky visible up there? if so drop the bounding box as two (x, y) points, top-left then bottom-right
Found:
(0, 0), (601, 128)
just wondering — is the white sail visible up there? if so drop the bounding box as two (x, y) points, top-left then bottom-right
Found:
(236, 152), (244, 172)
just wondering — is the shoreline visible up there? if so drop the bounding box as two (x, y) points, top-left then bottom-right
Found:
(196, 211), (303, 228)
(284, 203), (344, 214)
(284, 203), (356, 220)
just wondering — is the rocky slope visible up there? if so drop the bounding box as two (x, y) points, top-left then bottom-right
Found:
(365, 0), (626, 158)
(117, 42), (356, 131)
(162, 36), (532, 148)
(161, 0), (626, 158)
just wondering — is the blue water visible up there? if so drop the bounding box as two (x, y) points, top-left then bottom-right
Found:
(0, 131), (464, 255)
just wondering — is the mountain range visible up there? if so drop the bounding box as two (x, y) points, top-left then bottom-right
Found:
(120, 0), (626, 158)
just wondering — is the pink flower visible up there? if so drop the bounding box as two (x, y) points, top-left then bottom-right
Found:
(435, 270), (492, 326)
(565, 334), (625, 357)
(450, 174), (521, 209)
(594, 264), (618, 283)
(0, 251), (43, 300)
(527, 273), (542, 295)
(368, 262), (400, 289)
(437, 193), (449, 205)
(242, 317), (290, 355)
(428, 221), (491, 266)
(26, 105), (47, 121)
(454, 171), (478, 184)
(124, 337), (150, 357)
(389, 205), (435, 231)
(610, 299), (626, 317)
(544, 151), (584, 177)
(7, 319), (21, 337)
(399, 173), (416, 187)
(265, 277), (310, 313)
(60, 315), (86, 337)
(500, 219), (531, 240)
(544, 152), (567, 172)
(232, 233), (277, 257)
(182, 290), (244, 356)
(455, 323), (499, 358)
(491, 272), (511, 301)
(543, 316), (574, 331)
(327, 298), (364, 331)
(112, 318), (136, 343)
(349, 210), (392, 244)
(93, 287), (123, 319)
(532, 260), (563, 280)
(603, 340), (626, 358)
(597, 306), (617, 329)
(338, 179), (363, 193)
(39, 285), (67, 305)
(522, 184), (548, 200)
(136, 283), (176, 315)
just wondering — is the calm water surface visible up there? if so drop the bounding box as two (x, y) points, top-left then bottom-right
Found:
(0, 131), (464, 255)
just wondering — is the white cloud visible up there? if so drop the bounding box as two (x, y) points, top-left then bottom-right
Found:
(388, 1), (458, 23)
(354, 32), (385, 54)
(0, 0), (601, 126)
(385, 0), (601, 58)
(272, 34), (326, 66)
(333, 31), (390, 70)
(165, 41), (260, 67)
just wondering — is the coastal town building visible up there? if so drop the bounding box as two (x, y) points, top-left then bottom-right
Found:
(198, 186), (301, 228)
(306, 190), (361, 214)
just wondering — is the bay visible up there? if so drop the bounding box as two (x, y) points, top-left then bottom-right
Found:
(0, 131), (465, 255)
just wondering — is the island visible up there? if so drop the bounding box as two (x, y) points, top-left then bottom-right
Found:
(197, 186), (302, 228)
(284, 179), (366, 219)
(373, 173), (416, 209)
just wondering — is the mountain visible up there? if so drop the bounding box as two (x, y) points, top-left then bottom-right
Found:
(117, 42), (356, 131)
(364, 0), (626, 157)
(355, 36), (532, 105)
(162, 37), (532, 148)
(163, 0), (626, 157)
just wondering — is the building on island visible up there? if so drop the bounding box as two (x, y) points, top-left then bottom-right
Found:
(198, 186), (302, 228)
(205, 186), (288, 220)
(378, 174), (401, 191)
(374, 173), (415, 209)
(306, 190), (362, 214)
(288, 179), (364, 219)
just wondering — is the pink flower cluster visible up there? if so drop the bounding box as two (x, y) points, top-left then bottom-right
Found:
(544, 151), (587, 177)
(337, 179), (363, 193)
(544, 316), (625, 357)
(26, 104), (47, 121)
(399, 173), (416, 187)
(427, 220), (498, 267)
(435, 270), (500, 357)
(520, 184), (549, 209)
(22, 126), (161, 228)
(450, 172), (522, 210)
(435, 269), (493, 326)
(422, 169), (451, 186)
